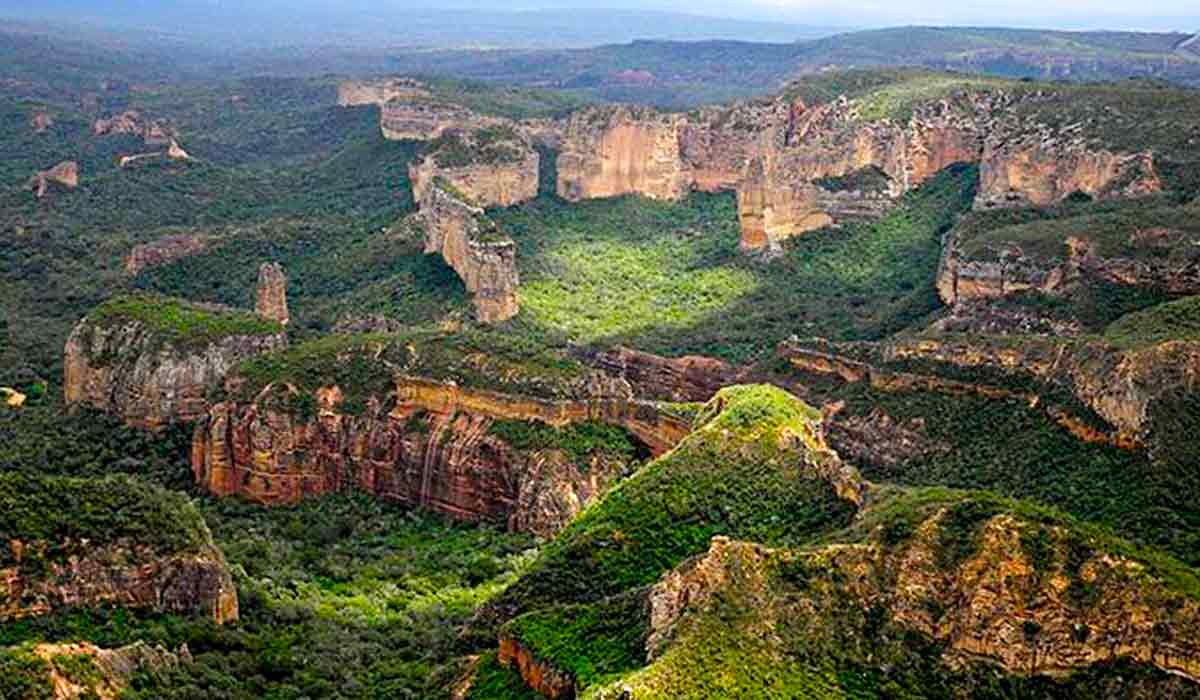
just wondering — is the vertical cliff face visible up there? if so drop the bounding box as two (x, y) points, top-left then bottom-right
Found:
(417, 180), (520, 324)
(255, 262), (290, 326)
(381, 100), (486, 141)
(63, 296), (287, 429)
(1, 473), (238, 626)
(191, 377), (683, 536)
(556, 106), (692, 202)
(408, 127), (540, 209)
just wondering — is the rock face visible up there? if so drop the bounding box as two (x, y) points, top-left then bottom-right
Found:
(30, 642), (184, 700)
(937, 227), (1200, 307)
(557, 106), (692, 202)
(644, 507), (1200, 689)
(29, 110), (53, 133)
(125, 234), (210, 276)
(554, 86), (1167, 254)
(92, 110), (174, 146)
(1, 473), (239, 625)
(381, 99), (487, 141)
(63, 297), (287, 429)
(416, 179), (520, 323)
(255, 262), (290, 325)
(408, 126), (540, 209)
(586, 345), (738, 402)
(336, 77), (431, 107)
(28, 161), (78, 199)
(191, 376), (690, 535)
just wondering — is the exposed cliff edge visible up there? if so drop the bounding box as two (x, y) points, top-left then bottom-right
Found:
(92, 110), (174, 147)
(63, 294), (287, 429)
(1, 472), (238, 625)
(408, 125), (540, 209)
(192, 366), (689, 535)
(415, 178), (520, 323)
(551, 77), (1169, 255)
(486, 389), (1200, 698)
(28, 161), (78, 199)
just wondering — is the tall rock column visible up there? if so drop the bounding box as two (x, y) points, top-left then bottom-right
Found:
(256, 262), (290, 325)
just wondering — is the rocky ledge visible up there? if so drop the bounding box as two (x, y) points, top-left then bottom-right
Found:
(1, 472), (238, 625)
(64, 294), (287, 429)
(408, 125), (540, 209)
(416, 178), (520, 323)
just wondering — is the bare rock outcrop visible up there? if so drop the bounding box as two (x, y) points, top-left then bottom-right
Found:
(93, 110), (175, 146)
(408, 126), (540, 209)
(125, 233), (210, 276)
(643, 506), (1200, 690)
(416, 179), (520, 323)
(337, 77), (431, 107)
(64, 295), (287, 429)
(30, 642), (184, 700)
(556, 105), (692, 202)
(1, 473), (238, 625)
(191, 376), (688, 535)
(255, 262), (290, 325)
(29, 109), (53, 133)
(586, 345), (738, 402)
(28, 161), (78, 199)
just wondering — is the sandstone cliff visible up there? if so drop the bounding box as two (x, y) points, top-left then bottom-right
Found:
(416, 178), (520, 323)
(255, 262), (290, 325)
(1, 473), (238, 625)
(192, 374), (689, 536)
(125, 233), (210, 276)
(636, 501), (1200, 693)
(553, 81), (1171, 255)
(28, 161), (78, 199)
(556, 105), (692, 202)
(63, 295), (287, 429)
(408, 126), (540, 209)
(93, 110), (174, 146)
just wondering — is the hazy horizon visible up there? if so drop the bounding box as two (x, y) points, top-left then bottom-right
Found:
(2, 0), (1196, 51)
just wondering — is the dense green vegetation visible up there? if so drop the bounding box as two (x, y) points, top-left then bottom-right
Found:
(498, 164), (977, 363)
(489, 420), (647, 466)
(487, 386), (856, 621)
(1103, 295), (1200, 349)
(0, 472), (210, 565)
(84, 294), (283, 353)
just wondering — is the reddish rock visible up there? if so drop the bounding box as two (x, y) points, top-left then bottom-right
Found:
(125, 234), (210, 276)
(255, 262), (290, 325)
(29, 161), (78, 199)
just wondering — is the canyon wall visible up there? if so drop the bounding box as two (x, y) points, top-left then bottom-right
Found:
(63, 299), (287, 429)
(408, 128), (540, 209)
(416, 179), (520, 323)
(192, 377), (690, 536)
(553, 88), (1166, 254)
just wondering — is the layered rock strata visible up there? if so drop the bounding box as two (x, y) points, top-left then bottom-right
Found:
(408, 127), (540, 208)
(63, 297), (287, 429)
(191, 376), (690, 534)
(416, 179), (520, 323)
(553, 88), (1165, 254)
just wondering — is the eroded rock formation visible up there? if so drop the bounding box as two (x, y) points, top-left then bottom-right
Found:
(553, 87), (1167, 254)
(93, 110), (175, 146)
(255, 262), (290, 325)
(29, 109), (53, 133)
(28, 161), (78, 199)
(125, 234), (210, 276)
(337, 77), (431, 107)
(416, 179), (520, 323)
(64, 297), (287, 429)
(586, 345), (738, 402)
(408, 126), (540, 208)
(191, 376), (690, 535)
